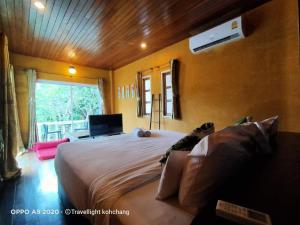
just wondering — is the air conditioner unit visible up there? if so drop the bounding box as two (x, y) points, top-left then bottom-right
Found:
(189, 17), (245, 54)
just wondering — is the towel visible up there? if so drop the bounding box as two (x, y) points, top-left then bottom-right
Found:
(143, 130), (151, 137)
(132, 128), (144, 137)
(132, 128), (151, 137)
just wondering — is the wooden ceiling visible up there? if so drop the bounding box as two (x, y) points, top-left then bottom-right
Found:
(0, 0), (270, 70)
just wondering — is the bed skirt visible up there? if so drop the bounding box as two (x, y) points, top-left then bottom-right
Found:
(58, 178), (91, 225)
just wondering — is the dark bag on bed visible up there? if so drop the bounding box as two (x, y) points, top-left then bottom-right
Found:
(159, 122), (215, 164)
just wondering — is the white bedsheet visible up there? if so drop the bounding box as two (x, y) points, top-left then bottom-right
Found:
(55, 130), (185, 225)
(111, 180), (194, 225)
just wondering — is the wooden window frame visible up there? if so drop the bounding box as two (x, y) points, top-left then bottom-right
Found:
(142, 76), (151, 116)
(161, 70), (173, 117)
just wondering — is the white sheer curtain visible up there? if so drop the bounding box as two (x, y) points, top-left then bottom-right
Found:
(97, 78), (107, 114)
(27, 69), (37, 149)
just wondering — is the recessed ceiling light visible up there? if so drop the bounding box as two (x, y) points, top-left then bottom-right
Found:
(68, 50), (76, 59)
(140, 42), (147, 49)
(34, 1), (45, 10)
(68, 66), (76, 75)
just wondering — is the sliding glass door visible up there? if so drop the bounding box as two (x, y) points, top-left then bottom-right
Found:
(35, 82), (102, 141)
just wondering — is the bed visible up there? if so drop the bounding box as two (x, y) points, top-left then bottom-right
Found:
(55, 130), (195, 225)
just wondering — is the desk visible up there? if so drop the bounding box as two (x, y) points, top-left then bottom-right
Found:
(64, 131), (90, 142)
(65, 131), (124, 142)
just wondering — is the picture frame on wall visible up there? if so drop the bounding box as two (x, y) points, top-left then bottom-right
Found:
(125, 85), (130, 98)
(117, 86), (121, 99)
(121, 86), (125, 99)
(131, 84), (135, 97)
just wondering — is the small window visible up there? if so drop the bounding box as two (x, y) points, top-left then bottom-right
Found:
(142, 77), (151, 115)
(162, 71), (173, 117)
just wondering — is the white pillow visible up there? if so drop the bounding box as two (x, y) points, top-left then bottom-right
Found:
(189, 135), (209, 157)
(156, 151), (189, 200)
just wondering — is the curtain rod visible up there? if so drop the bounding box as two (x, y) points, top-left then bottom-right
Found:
(14, 66), (102, 81)
(39, 71), (101, 81)
(139, 61), (171, 73)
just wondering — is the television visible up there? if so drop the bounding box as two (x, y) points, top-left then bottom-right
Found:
(88, 114), (123, 137)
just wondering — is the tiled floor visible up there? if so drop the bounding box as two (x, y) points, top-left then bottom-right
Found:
(0, 152), (89, 225)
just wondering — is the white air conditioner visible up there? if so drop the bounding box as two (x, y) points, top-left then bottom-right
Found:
(189, 17), (245, 54)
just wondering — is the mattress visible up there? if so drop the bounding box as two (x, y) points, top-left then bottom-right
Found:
(111, 179), (194, 225)
(54, 130), (186, 225)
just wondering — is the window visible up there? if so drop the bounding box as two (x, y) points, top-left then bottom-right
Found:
(142, 77), (151, 115)
(35, 82), (102, 141)
(162, 71), (173, 117)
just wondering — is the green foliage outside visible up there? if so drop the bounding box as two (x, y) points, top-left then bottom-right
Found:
(36, 83), (101, 123)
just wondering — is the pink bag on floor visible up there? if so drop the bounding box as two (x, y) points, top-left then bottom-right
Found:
(32, 138), (69, 160)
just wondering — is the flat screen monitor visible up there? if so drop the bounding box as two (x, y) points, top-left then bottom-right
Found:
(89, 114), (123, 137)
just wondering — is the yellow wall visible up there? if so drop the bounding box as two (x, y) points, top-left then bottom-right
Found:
(11, 53), (111, 146)
(113, 0), (300, 133)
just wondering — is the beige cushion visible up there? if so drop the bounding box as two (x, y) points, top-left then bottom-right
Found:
(177, 137), (210, 213)
(156, 151), (189, 200)
(178, 122), (272, 212)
